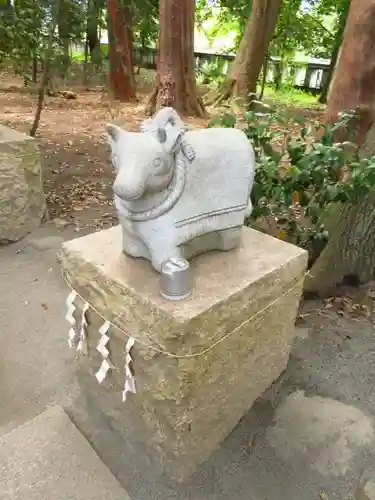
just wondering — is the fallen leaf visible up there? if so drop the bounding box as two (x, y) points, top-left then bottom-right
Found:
(324, 296), (353, 313)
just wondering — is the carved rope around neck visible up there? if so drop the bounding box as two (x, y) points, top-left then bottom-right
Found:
(124, 156), (187, 222)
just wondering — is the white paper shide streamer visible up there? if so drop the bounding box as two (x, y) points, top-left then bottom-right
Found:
(65, 287), (137, 401)
(123, 337), (136, 402)
(77, 302), (89, 355)
(95, 321), (113, 384)
(66, 290), (78, 348)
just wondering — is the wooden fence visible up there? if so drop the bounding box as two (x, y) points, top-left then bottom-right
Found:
(133, 47), (330, 93)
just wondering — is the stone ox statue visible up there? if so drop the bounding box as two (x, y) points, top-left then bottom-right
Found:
(106, 107), (256, 272)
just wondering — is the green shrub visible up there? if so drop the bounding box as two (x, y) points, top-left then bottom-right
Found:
(208, 109), (375, 256)
(196, 59), (227, 87)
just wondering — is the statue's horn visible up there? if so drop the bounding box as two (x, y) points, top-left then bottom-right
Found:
(157, 127), (167, 143)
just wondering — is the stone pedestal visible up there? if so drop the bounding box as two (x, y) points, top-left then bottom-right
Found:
(0, 125), (46, 243)
(59, 225), (307, 483)
(357, 479), (375, 500)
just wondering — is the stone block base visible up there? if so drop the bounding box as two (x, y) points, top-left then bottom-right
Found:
(0, 125), (46, 243)
(357, 481), (375, 500)
(59, 225), (307, 482)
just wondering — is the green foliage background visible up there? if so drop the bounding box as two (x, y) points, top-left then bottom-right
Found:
(0, 0), (350, 79)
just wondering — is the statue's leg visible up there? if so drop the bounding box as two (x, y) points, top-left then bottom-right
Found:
(122, 227), (151, 260)
(245, 198), (253, 218)
(217, 227), (242, 251)
(149, 242), (182, 273)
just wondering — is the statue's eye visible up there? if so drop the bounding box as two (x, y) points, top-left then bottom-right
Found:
(153, 157), (162, 168)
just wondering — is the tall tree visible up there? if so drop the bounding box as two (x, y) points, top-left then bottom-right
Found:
(219, 0), (283, 103)
(306, 0), (375, 294)
(57, 0), (71, 75)
(134, 0), (158, 53)
(270, 0), (302, 91)
(145, 0), (205, 117)
(0, 0), (45, 83)
(107, 0), (135, 101)
(86, 0), (104, 67)
(56, 0), (84, 77)
(318, 0), (351, 104)
(30, 0), (60, 137)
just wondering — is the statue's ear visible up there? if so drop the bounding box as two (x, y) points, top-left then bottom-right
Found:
(157, 121), (183, 154)
(157, 127), (167, 143)
(106, 123), (123, 149)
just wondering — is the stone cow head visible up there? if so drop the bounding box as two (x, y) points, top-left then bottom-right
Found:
(107, 107), (195, 203)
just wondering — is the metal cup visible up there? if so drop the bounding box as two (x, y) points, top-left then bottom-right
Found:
(160, 257), (192, 301)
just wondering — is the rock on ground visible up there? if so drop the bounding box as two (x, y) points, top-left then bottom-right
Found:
(0, 125), (46, 243)
(267, 391), (374, 477)
(357, 480), (375, 500)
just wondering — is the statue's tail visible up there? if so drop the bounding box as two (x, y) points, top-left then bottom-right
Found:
(245, 198), (253, 218)
(245, 145), (256, 218)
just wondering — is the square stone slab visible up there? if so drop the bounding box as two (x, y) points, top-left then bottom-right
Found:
(0, 406), (131, 500)
(59, 225), (307, 482)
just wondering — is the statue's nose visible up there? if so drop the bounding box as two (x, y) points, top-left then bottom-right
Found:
(113, 179), (144, 201)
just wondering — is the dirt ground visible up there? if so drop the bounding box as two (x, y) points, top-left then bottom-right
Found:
(0, 71), (209, 232)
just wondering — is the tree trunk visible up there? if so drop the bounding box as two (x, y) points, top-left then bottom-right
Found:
(57, 0), (71, 77)
(318, 0), (351, 104)
(32, 52), (38, 83)
(259, 54), (269, 100)
(306, 0), (375, 294)
(87, 24), (100, 59)
(219, 0), (283, 103)
(145, 0), (205, 117)
(86, 0), (102, 70)
(274, 58), (284, 90)
(305, 123), (375, 293)
(324, 0), (375, 145)
(107, 0), (135, 101)
(305, 194), (375, 294)
(83, 36), (89, 84)
(30, 0), (59, 137)
(318, 46), (339, 104)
